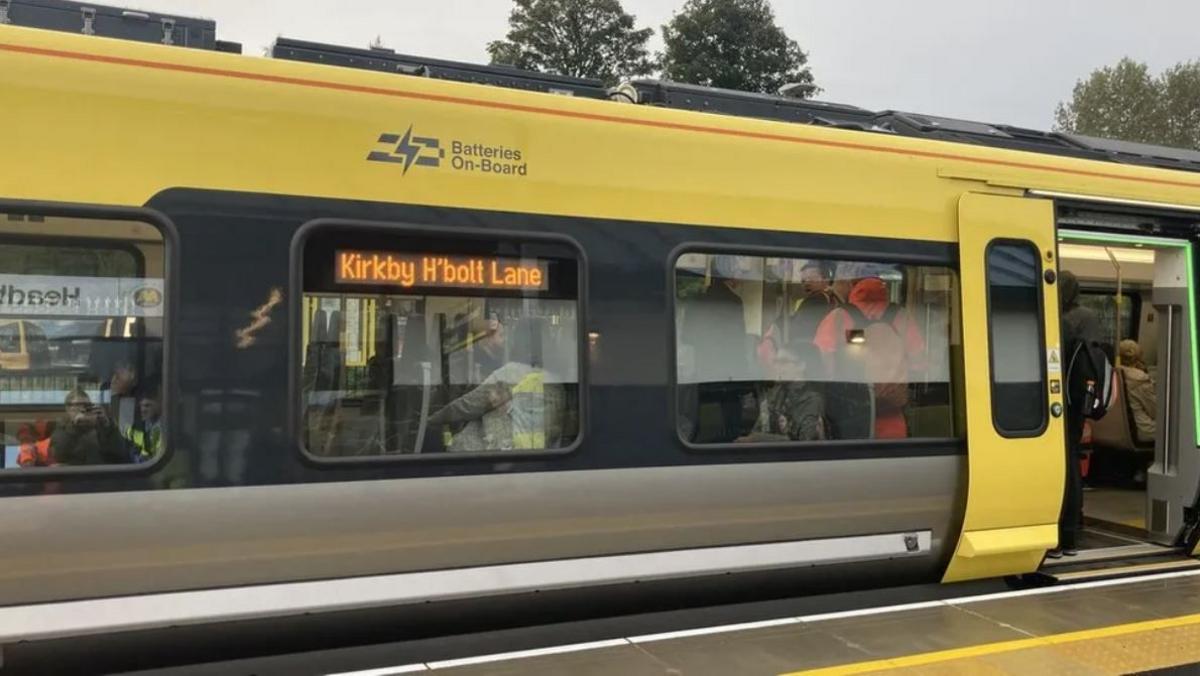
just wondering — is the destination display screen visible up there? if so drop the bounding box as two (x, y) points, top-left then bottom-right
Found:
(335, 250), (549, 291)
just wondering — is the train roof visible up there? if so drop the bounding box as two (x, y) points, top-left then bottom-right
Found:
(269, 41), (1200, 177)
(5, 0), (1200, 177)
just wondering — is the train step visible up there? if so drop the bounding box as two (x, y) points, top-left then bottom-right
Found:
(1038, 556), (1200, 584)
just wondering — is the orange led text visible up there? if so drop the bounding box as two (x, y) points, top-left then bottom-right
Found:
(336, 251), (548, 290)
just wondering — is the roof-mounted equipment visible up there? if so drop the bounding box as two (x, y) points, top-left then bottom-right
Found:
(611, 79), (888, 132)
(2, 0), (240, 52)
(1059, 133), (1200, 174)
(611, 79), (1200, 175)
(875, 111), (1098, 159)
(271, 38), (609, 100)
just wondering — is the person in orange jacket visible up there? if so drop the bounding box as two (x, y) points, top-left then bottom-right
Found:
(17, 419), (56, 468)
(814, 263), (926, 439)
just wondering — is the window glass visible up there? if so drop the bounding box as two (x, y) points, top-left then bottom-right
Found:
(986, 242), (1047, 434)
(0, 215), (166, 470)
(1079, 291), (1137, 346)
(302, 231), (580, 457)
(675, 253), (960, 444)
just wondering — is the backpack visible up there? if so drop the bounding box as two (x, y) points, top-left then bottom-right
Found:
(1066, 338), (1114, 420)
(840, 303), (910, 412)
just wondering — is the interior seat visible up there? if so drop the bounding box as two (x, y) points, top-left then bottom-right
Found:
(1091, 369), (1153, 455)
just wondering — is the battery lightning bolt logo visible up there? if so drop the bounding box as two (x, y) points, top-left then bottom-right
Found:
(366, 124), (529, 177)
(367, 125), (444, 174)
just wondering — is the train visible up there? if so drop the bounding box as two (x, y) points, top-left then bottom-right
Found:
(1, 0), (1200, 653)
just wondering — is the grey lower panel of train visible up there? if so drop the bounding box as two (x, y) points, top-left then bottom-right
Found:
(0, 455), (963, 608)
(2, 530), (935, 643)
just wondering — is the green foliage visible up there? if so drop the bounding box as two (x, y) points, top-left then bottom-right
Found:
(1055, 58), (1200, 151)
(675, 274), (707, 300)
(1159, 61), (1200, 151)
(487, 0), (654, 86)
(659, 0), (818, 97)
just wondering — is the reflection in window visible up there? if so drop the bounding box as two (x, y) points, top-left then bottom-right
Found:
(675, 253), (959, 444)
(1079, 291), (1137, 346)
(987, 242), (1047, 434)
(302, 239), (580, 457)
(0, 216), (166, 470)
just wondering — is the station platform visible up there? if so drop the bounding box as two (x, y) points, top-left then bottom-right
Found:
(331, 569), (1200, 676)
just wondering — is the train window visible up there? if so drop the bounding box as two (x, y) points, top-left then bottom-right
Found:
(0, 214), (166, 470)
(986, 242), (1047, 435)
(675, 253), (960, 445)
(1079, 290), (1139, 345)
(300, 228), (581, 458)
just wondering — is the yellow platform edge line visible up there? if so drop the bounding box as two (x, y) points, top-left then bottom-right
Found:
(780, 611), (1200, 675)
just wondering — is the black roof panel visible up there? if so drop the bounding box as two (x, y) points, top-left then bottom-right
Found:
(618, 79), (887, 132)
(272, 38), (608, 100)
(1060, 133), (1200, 173)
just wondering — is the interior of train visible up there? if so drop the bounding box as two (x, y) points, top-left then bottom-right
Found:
(0, 215), (166, 470)
(672, 253), (961, 444)
(301, 292), (581, 457)
(1057, 235), (1175, 551)
(299, 234), (583, 458)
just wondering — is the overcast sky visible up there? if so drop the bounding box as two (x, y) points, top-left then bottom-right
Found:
(118, 0), (1198, 130)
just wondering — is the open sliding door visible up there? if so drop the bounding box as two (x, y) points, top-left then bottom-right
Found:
(1144, 241), (1200, 545)
(943, 193), (1066, 582)
(1057, 231), (1200, 546)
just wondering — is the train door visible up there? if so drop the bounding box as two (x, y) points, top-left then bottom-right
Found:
(943, 194), (1066, 582)
(1058, 231), (1200, 552)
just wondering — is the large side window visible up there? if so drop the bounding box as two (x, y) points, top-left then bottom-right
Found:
(301, 227), (581, 458)
(0, 214), (166, 470)
(674, 253), (960, 445)
(986, 241), (1047, 435)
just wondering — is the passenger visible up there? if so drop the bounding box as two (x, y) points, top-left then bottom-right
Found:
(814, 262), (925, 439)
(737, 344), (827, 443)
(830, 261), (856, 304)
(755, 324), (781, 371)
(1119, 339), (1156, 442)
(122, 389), (164, 463)
(471, 314), (506, 382)
(789, 261), (839, 345)
(1054, 270), (1104, 558)
(50, 388), (126, 466)
(16, 420), (55, 468)
(104, 359), (140, 431)
(428, 321), (563, 452)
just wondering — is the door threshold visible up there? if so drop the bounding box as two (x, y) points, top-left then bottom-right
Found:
(1083, 516), (1151, 541)
(1039, 557), (1200, 583)
(1041, 542), (1172, 568)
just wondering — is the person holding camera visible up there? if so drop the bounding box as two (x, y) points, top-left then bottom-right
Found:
(50, 388), (127, 466)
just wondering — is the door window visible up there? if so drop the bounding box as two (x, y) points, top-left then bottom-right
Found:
(985, 241), (1047, 436)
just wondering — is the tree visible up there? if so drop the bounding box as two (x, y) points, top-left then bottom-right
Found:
(487, 0), (654, 85)
(1158, 61), (1200, 151)
(659, 0), (818, 97)
(1055, 58), (1200, 151)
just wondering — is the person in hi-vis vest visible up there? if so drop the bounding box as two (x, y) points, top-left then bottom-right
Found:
(122, 389), (163, 463)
